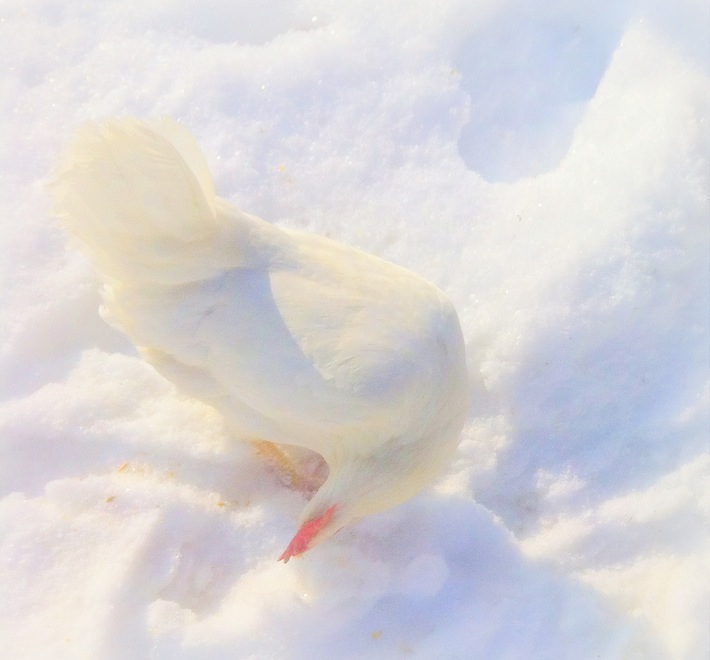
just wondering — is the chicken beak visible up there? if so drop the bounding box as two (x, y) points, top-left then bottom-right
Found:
(278, 504), (337, 562)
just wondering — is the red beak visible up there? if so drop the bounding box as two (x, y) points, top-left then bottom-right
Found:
(278, 505), (337, 562)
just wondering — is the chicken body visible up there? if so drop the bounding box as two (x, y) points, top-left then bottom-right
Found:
(52, 119), (468, 559)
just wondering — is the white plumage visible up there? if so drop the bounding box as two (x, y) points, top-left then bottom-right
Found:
(52, 118), (468, 560)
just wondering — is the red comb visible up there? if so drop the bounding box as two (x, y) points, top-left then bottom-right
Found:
(278, 504), (336, 563)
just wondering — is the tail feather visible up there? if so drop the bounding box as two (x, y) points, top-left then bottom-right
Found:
(52, 118), (231, 285)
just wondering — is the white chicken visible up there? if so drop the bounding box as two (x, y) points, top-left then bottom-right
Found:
(51, 118), (468, 561)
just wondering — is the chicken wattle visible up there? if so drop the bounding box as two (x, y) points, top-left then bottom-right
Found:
(51, 118), (469, 560)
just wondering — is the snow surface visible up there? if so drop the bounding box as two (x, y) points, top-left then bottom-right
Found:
(1, 0), (708, 658)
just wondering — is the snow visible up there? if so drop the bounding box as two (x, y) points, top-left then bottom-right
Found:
(1, 0), (708, 658)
